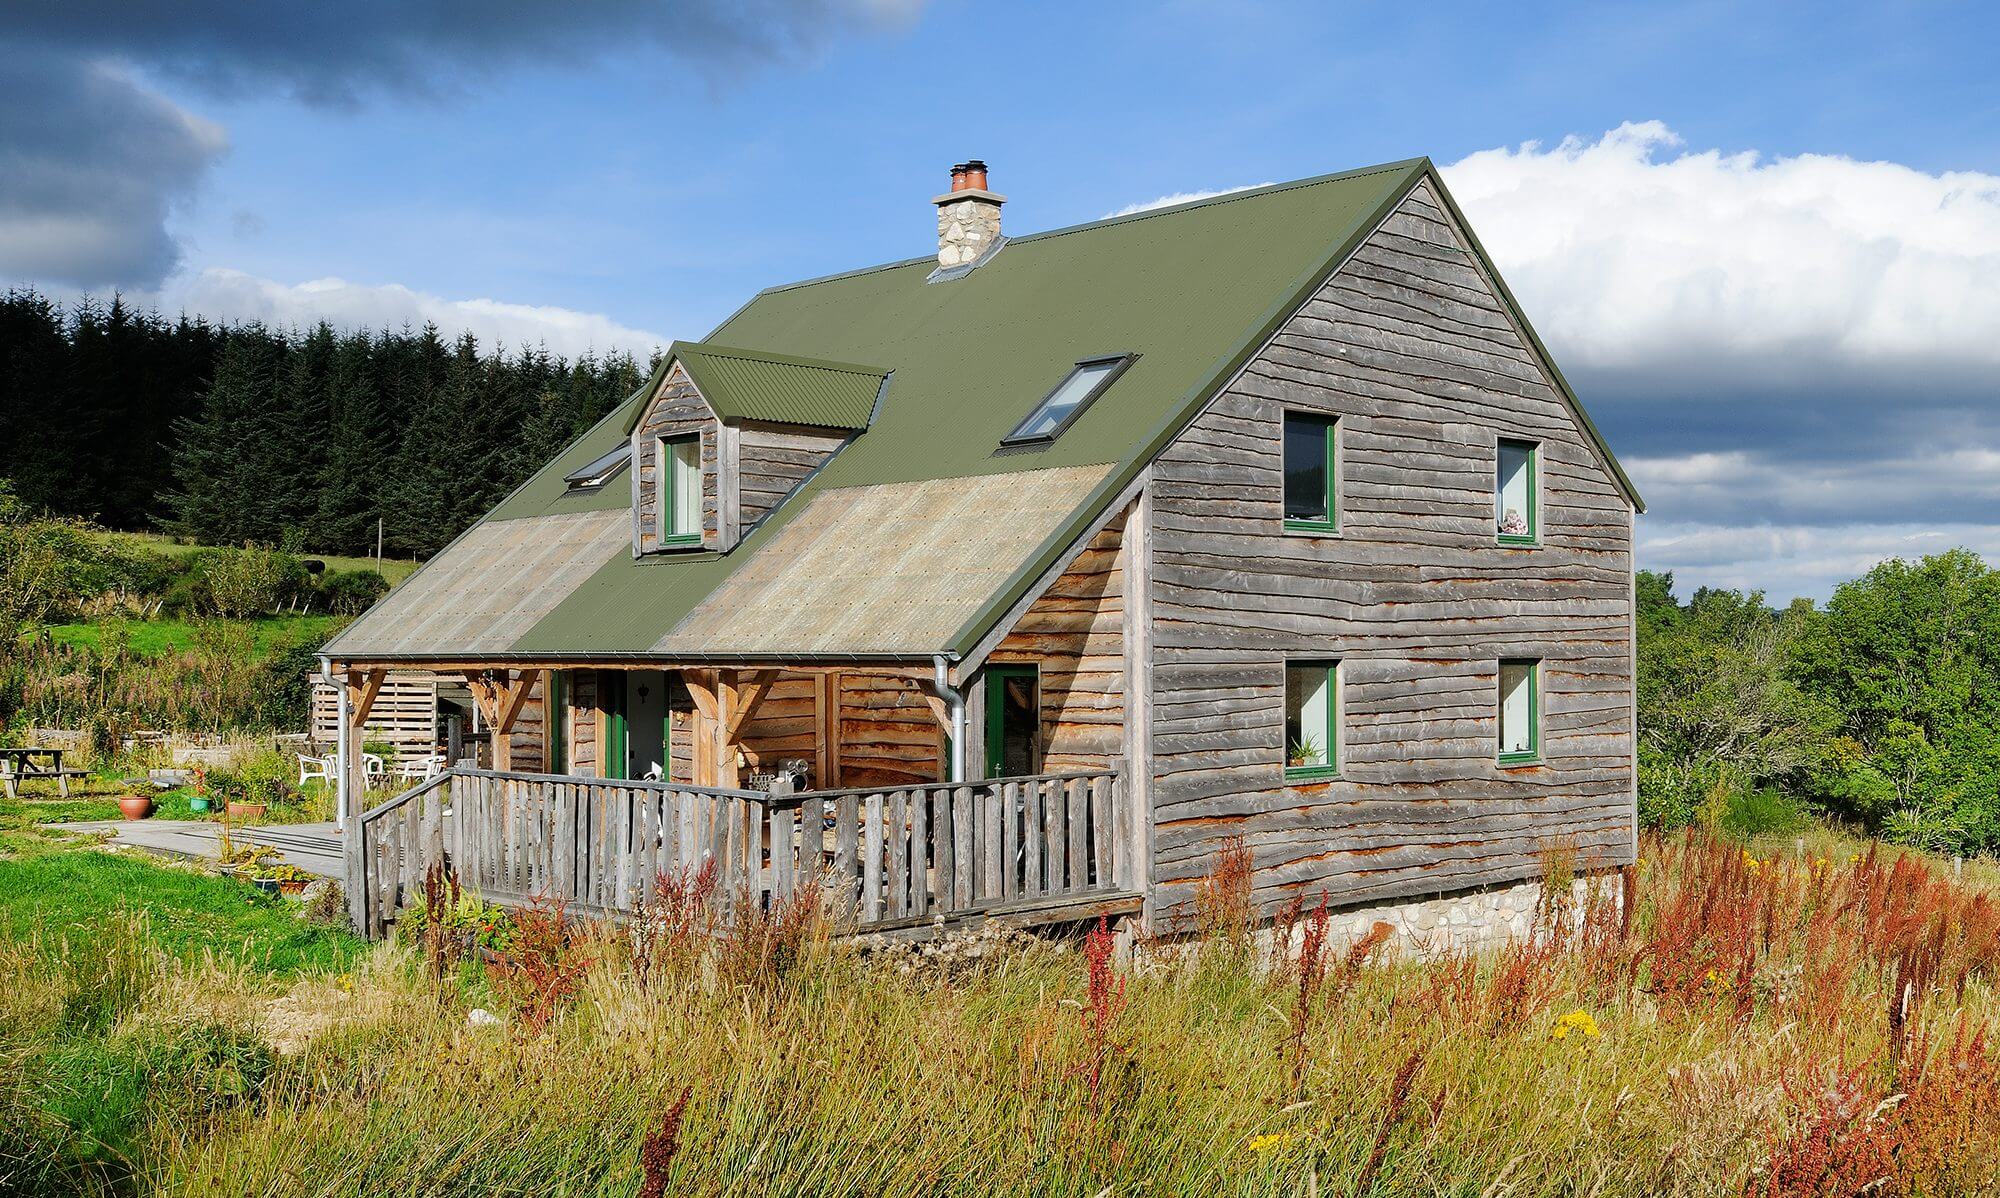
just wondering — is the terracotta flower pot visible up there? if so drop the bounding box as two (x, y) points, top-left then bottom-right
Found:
(225, 801), (268, 820)
(117, 795), (154, 821)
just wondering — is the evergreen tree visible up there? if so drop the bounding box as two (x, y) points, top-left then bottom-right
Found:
(164, 328), (294, 544)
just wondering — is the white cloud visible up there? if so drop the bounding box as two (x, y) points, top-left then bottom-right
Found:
(1440, 122), (2000, 383)
(175, 268), (667, 359)
(1106, 183), (1274, 219)
(1638, 521), (2000, 604)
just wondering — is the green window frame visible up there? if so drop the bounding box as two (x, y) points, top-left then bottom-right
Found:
(1283, 660), (1340, 781)
(1496, 438), (1538, 545)
(1498, 658), (1540, 765)
(1282, 412), (1339, 534)
(658, 434), (701, 548)
(548, 671), (567, 774)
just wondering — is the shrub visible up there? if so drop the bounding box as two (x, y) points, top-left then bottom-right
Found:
(1721, 786), (1809, 841)
(315, 568), (389, 615)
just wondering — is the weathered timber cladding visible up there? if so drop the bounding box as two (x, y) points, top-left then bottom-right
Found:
(837, 672), (944, 787)
(735, 673), (821, 778)
(634, 369), (846, 555)
(736, 423), (846, 530)
(634, 363), (721, 552)
(1146, 178), (1635, 916)
(988, 516), (1127, 773)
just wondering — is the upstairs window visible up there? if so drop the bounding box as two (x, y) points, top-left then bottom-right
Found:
(1498, 658), (1540, 764)
(658, 435), (701, 547)
(1496, 439), (1538, 544)
(1002, 355), (1132, 444)
(1284, 660), (1339, 780)
(563, 444), (630, 491)
(1283, 412), (1339, 533)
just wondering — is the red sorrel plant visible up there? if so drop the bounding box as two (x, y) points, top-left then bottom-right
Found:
(1194, 835), (1254, 955)
(636, 1085), (693, 1198)
(485, 894), (595, 1034)
(1747, 1060), (1895, 1198)
(1354, 1045), (1428, 1196)
(1890, 1015), (2000, 1193)
(631, 859), (719, 992)
(421, 860), (463, 981)
(1074, 916), (1128, 1118)
(1284, 892), (1332, 1098)
(718, 882), (823, 993)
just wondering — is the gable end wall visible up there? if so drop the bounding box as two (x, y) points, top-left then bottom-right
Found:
(1145, 178), (1636, 918)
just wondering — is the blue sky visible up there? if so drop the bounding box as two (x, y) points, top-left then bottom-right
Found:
(4, 0), (1998, 600)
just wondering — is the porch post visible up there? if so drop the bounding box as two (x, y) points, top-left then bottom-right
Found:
(335, 674), (351, 833)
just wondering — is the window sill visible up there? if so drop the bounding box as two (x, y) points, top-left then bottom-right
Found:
(1496, 534), (1539, 547)
(1497, 753), (1542, 768)
(1283, 519), (1341, 536)
(656, 535), (703, 551)
(1285, 765), (1339, 783)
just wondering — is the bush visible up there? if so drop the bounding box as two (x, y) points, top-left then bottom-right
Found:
(1719, 786), (1809, 841)
(194, 547), (309, 618)
(316, 568), (389, 615)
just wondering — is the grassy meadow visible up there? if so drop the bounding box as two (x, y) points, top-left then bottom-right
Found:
(87, 530), (421, 586)
(2, 821), (1998, 1197)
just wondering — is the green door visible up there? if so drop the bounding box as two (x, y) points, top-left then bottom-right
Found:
(601, 672), (628, 780)
(984, 665), (1040, 778)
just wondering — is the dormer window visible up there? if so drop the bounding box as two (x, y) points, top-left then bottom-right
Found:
(1001, 355), (1133, 445)
(658, 435), (701, 547)
(564, 444), (630, 491)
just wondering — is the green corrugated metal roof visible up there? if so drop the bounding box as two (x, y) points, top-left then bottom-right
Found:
(663, 342), (886, 431)
(514, 159), (1433, 657)
(336, 157), (1640, 663)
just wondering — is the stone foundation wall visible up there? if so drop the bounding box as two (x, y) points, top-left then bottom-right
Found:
(1259, 873), (1623, 962)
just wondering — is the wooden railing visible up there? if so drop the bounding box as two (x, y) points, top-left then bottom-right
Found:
(347, 765), (1129, 938)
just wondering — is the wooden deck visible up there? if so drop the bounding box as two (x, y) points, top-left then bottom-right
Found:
(347, 766), (1131, 938)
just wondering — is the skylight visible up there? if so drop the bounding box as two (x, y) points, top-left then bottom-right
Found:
(563, 443), (631, 490)
(1001, 355), (1134, 445)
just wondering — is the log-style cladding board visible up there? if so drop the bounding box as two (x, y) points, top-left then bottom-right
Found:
(988, 515), (1128, 774)
(737, 423), (848, 530)
(633, 363), (721, 552)
(1146, 178), (1635, 917)
(837, 672), (943, 788)
(567, 670), (599, 774)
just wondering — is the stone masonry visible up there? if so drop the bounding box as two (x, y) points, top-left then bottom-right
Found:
(934, 190), (1004, 268)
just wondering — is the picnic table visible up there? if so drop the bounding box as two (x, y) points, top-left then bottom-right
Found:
(0, 748), (90, 799)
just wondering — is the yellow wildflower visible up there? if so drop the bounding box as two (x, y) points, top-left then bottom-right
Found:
(1246, 1132), (1297, 1153)
(1551, 1009), (1601, 1041)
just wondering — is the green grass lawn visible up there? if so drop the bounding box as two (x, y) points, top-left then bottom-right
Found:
(0, 850), (360, 976)
(43, 614), (344, 656)
(91, 529), (421, 585)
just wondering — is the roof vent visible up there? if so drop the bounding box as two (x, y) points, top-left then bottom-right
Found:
(934, 160), (1003, 269)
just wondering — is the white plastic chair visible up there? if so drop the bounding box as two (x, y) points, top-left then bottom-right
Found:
(641, 761), (665, 781)
(362, 753), (386, 786)
(298, 754), (333, 787)
(394, 753), (445, 782)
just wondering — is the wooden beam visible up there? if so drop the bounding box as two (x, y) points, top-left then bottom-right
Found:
(463, 672), (500, 726)
(682, 669), (718, 786)
(715, 670), (741, 788)
(346, 669), (387, 729)
(724, 669), (778, 741)
(814, 672), (838, 790)
(493, 673), (535, 736)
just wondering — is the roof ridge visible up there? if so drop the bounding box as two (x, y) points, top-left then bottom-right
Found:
(1012, 157), (1431, 245)
(680, 340), (889, 377)
(742, 157), (1431, 302)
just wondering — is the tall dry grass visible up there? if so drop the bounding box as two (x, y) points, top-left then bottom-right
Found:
(4, 829), (2000, 1197)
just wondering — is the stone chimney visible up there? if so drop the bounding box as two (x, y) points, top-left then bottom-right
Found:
(934, 159), (1004, 269)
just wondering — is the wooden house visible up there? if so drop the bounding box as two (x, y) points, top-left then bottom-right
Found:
(324, 158), (1642, 941)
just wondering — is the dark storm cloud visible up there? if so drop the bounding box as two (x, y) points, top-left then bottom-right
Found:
(0, 45), (226, 288)
(0, 0), (920, 287)
(2, 1), (920, 105)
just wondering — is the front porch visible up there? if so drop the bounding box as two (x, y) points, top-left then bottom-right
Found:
(346, 764), (1137, 938)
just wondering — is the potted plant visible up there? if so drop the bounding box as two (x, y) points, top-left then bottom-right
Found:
(263, 863), (316, 896)
(117, 793), (154, 820)
(1288, 736), (1323, 770)
(187, 766), (213, 815)
(218, 842), (278, 878)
